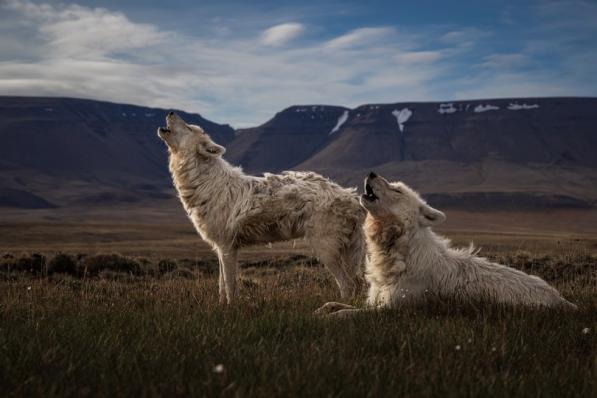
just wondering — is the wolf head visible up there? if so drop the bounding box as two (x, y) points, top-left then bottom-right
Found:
(360, 172), (446, 230)
(157, 112), (225, 158)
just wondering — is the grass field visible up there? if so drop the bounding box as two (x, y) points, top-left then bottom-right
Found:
(0, 213), (596, 397)
(0, 248), (595, 397)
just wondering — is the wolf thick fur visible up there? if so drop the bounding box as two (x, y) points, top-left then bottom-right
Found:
(318, 173), (577, 317)
(158, 113), (365, 303)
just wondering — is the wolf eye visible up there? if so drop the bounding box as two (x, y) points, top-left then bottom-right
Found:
(392, 189), (402, 194)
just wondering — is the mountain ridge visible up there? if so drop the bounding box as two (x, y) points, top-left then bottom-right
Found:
(0, 96), (234, 209)
(1, 95), (596, 210)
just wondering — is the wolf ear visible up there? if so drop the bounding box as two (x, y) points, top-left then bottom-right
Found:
(202, 142), (226, 157)
(418, 203), (446, 227)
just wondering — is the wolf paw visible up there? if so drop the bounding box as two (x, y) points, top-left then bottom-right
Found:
(325, 308), (361, 319)
(314, 302), (356, 315)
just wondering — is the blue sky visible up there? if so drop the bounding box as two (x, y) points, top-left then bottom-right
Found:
(1, 0), (596, 126)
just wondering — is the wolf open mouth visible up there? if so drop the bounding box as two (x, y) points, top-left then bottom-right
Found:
(363, 183), (378, 202)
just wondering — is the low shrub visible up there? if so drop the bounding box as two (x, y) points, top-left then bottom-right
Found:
(46, 253), (78, 275)
(158, 259), (177, 274)
(0, 253), (46, 274)
(79, 254), (143, 276)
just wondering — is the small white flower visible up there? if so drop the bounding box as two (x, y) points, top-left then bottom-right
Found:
(213, 364), (225, 373)
(467, 338), (473, 343)
(582, 328), (590, 335)
(27, 286), (32, 291)
(455, 345), (461, 351)
(401, 294), (406, 298)
(491, 347), (497, 352)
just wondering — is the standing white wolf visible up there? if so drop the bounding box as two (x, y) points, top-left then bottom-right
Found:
(317, 172), (577, 317)
(158, 112), (365, 303)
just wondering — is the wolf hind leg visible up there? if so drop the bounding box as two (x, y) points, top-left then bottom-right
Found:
(316, 246), (357, 298)
(307, 224), (360, 298)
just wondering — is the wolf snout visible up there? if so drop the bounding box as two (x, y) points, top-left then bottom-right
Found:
(166, 111), (180, 128)
(362, 172), (380, 202)
(363, 179), (379, 203)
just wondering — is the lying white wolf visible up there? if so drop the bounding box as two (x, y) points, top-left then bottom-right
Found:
(158, 112), (365, 303)
(317, 173), (577, 317)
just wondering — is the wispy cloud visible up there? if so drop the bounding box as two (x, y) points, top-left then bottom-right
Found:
(0, 0), (595, 127)
(453, 71), (588, 100)
(325, 27), (395, 49)
(0, 1), (451, 126)
(261, 22), (305, 47)
(534, 0), (597, 33)
(441, 28), (485, 44)
(4, 0), (170, 58)
(3, 0), (54, 19)
(478, 53), (529, 69)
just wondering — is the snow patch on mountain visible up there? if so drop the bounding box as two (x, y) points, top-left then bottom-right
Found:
(438, 103), (457, 114)
(392, 108), (412, 133)
(474, 104), (500, 113)
(329, 110), (349, 135)
(508, 102), (539, 110)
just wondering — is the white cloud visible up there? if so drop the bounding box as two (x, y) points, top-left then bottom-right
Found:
(2, 0), (593, 127)
(3, 0), (170, 60)
(440, 28), (492, 48)
(325, 27), (395, 49)
(0, 1), (450, 126)
(3, 0), (54, 19)
(261, 22), (305, 47)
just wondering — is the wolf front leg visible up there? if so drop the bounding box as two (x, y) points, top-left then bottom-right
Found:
(217, 247), (238, 304)
(218, 258), (226, 304)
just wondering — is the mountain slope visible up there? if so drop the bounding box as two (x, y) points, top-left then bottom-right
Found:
(225, 105), (348, 172)
(229, 98), (597, 208)
(1, 96), (595, 210)
(300, 98), (597, 170)
(0, 96), (234, 207)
